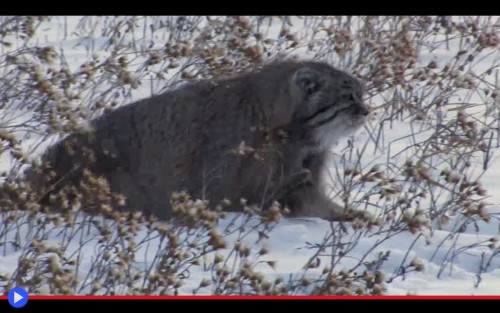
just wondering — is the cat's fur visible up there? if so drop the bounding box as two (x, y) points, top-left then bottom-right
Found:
(32, 60), (369, 221)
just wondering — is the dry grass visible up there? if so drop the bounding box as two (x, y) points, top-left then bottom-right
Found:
(1, 16), (499, 295)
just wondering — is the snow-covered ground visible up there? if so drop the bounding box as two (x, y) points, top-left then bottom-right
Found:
(1, 16), (499, 295)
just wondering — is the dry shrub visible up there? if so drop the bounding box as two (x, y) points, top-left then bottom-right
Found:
(1, 16), (499, 295)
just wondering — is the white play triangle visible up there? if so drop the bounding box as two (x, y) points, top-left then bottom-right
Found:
(13, 291), (23, 303)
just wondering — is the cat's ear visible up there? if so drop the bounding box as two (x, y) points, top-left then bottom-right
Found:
(293, 67), (322, 97)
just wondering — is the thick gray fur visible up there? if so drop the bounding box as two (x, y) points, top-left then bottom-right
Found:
(34, 60), (369, 220)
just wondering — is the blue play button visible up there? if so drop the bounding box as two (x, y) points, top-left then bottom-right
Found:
(8, 287), (28, 308)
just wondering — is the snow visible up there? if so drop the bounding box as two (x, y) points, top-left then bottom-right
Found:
(1, 16), (499, 296)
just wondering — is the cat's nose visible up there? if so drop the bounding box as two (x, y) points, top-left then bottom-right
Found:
(355, 103), (370, 116)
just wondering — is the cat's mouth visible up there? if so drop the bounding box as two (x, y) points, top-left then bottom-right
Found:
(304, 103), (369, 151)
(308, 103), (369, 130)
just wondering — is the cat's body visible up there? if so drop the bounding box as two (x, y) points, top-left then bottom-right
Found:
(33, 60), (369, 220)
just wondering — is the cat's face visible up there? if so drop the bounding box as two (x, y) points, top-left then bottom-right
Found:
(290, 62), (369, 151)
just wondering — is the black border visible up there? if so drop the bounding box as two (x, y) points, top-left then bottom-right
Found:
(1, 4), (495, 15)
